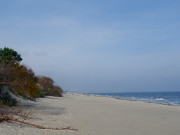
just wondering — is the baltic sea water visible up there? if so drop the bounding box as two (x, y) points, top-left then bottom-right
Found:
(90, 92), (180, 106)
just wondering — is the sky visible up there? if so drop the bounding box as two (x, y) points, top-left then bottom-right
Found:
(0, 0), (180, 93)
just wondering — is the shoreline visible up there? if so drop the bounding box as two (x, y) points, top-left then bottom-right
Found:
(81, 92), (180, 107)
(1, 93), (180, 135)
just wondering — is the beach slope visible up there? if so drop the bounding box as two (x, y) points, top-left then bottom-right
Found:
(1, 93), (180, 135)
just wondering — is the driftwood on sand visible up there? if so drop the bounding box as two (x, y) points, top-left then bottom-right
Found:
(0, 106), (78, 131)
(6, 118), (78, 130)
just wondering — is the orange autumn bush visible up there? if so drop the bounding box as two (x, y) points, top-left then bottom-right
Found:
(12, 65), (41, 99)
(38, 76), (63, 97)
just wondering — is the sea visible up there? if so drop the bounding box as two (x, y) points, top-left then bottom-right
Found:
(89, 92), (180, 106)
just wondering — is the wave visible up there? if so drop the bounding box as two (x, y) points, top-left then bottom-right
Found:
(90, 92), (180, 106)
(155, 98), (166, 101)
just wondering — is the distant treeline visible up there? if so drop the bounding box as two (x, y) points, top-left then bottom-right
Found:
(0, 47), (63, 106)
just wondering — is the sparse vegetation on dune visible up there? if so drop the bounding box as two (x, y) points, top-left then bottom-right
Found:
(0, 47), (69, 130)
(0, 47), (63, 102)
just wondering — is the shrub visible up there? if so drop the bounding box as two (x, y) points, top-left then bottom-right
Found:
(47, 86), (62, 97)
(38, 76), (63, 97)
(0, 92), (17, 106)
(38, 90), (45, 98)
(10, 65), (41, 99)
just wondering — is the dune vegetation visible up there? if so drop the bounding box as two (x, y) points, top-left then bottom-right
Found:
(0, 47), (67, 130)
(0, 47), (63, 106)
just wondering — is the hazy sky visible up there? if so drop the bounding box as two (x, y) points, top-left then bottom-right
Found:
(0, 0), (180, 93)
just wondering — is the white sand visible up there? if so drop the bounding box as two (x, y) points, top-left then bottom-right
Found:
(1, 93), (180, 135)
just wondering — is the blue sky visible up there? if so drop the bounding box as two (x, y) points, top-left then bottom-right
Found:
(0, 0), (180, 92)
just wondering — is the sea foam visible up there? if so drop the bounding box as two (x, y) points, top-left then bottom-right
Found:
(155, 98), (166, 101)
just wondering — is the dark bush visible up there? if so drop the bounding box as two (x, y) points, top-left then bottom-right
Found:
(47, 86), (63, 97)
(0, 92), (17, 106)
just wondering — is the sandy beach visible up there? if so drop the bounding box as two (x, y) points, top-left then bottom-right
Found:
(1, 93), (180, 135)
